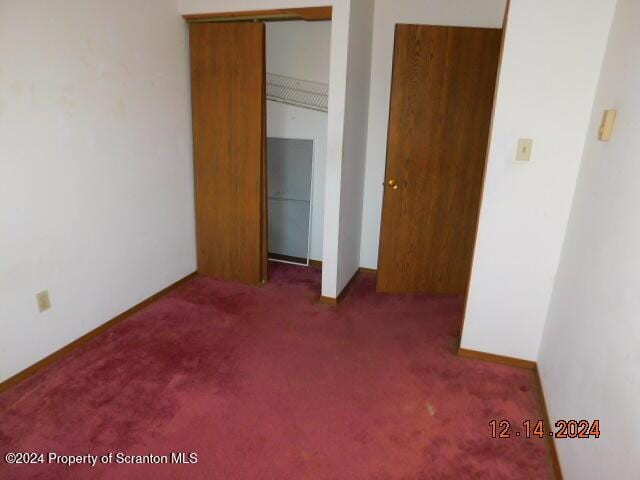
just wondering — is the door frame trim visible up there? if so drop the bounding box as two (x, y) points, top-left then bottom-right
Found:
(183, 7), (332, 24)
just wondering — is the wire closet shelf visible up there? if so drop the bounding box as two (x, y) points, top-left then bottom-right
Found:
(266, 73), (328, 112)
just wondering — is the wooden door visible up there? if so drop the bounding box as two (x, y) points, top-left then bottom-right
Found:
(189, 23), (267, 285)
(377, 25), (501, 294)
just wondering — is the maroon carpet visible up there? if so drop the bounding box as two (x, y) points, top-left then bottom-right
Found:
(0, 263), (553, 479)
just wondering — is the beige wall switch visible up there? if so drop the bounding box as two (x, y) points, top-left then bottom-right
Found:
(598, 109), (616, 141)
(516, 138), (533, 161)
(36, 290), (51, 312)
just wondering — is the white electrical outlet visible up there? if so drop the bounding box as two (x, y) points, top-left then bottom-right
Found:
(36, 290), (51, 312)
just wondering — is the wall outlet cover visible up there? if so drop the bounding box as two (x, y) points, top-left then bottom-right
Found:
(516, 138), (533, 161)
(598, 109), (616, 141)
(36, 290), (51, 312)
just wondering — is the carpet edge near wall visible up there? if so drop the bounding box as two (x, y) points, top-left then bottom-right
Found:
(0, 272), (198, 395)
(457, 347), (563, 480)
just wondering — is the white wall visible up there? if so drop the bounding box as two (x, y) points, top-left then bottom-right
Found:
(266, 21), (331, 83)
(539, 0), (637, 477)
(358, 0), (507, 269)
(179, 0), (351, 299)
(0, 0), (195, 381)
(266, 21), (331, 261)
(334, 0), (374, 292)
(460, 0), (617, 361)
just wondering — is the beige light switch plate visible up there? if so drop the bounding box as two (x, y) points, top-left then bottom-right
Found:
(598, 109), (616, 141)
(36, 290), (51, 312)
(516, 138), (533, 161)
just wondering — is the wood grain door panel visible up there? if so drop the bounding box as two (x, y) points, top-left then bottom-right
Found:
(377, 25), (501, 294)
(189, 23), (266, 284)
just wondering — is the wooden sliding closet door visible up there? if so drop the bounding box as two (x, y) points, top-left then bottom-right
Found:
(189, 23), (267, 285)
(377, 25), (501, 294)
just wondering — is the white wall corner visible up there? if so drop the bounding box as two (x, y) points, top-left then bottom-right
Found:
(460, 0), (618, 361)
(319, 0), (351, 298)
(335, 0), (375, 294)
(537, 0), (640, 476)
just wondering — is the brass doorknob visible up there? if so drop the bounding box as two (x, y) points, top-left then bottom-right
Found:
(386, 179), (398, 190)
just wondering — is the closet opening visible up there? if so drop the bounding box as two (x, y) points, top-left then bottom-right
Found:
(185, 7), (331, 286)
(265, 20), (330, 267)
